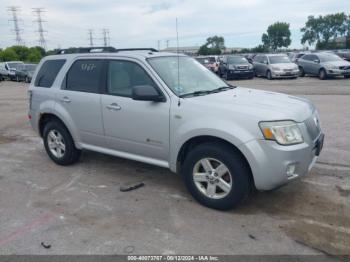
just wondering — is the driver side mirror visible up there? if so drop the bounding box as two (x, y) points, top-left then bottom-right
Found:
(314, 59), (320, 63)
(132, 85), (165, 102)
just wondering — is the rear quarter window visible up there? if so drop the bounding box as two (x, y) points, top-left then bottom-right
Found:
(34, 59), (66, 88)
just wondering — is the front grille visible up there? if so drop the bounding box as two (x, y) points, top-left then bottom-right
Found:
(304, 113), (321, 141)
(237, 66), (248, 70)
(339, 66), (350, 70)
(284, 69), (293, 72)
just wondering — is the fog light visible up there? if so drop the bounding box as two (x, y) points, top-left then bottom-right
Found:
(286, 164), (296, 177)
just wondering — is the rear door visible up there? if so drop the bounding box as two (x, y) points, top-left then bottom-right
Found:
(101, 59), (170, 162)
(56, 59), (105, 147)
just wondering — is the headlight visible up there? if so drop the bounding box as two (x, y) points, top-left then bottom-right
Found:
(249, 64), (253, 69)
(259, 121), (303, 145)
(325, 65), (337, 70)
(271, 66), (281, 71)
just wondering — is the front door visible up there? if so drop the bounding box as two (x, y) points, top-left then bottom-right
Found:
(101, 59), (170, 162)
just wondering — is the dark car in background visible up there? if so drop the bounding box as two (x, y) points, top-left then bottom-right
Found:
(14, 63), (37, 82)
(218, 55), (254, 80)
(297, 52), (350, 79)
(334, 49), (350, 62)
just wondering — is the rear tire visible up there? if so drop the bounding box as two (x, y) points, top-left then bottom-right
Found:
(345, 75), (350, 79)
(182, 142), (251, 210)
(298, 66), (305, 77)
(43, 120), (81, 165)
(319, 69), (327, 80)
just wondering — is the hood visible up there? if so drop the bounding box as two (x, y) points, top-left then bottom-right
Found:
(185, 87), (314, 123)
(270, 63), (298, 69)
(323, 60), (350, 67)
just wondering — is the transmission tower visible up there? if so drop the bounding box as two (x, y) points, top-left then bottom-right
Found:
(7, 6), (24, 45)
(32, 8), (47, 49)
(88, 29), (94, 47)
(102, 28), (110, 47)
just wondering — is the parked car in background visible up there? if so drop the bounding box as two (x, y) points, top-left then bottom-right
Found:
(244, 54), (256, 64)
(196, 56), (220, 74)
(253, 54), (299, 80)
(0, 61), (24, 81)
(333, 49), (350, 62)
(297, 52), (350, 79)
(289, 52), (310, 63)
(14, 63), (37, 82)
(218, 55), (254, 80)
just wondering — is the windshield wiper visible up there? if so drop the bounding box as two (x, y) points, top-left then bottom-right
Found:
(209, 86), (236, 93)
(179, 90), (211, 98)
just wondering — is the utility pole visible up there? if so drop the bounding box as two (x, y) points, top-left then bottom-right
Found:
(32, 8), (47, 49)
(88, 29), (94, 47)
(102, 28), (110, 47)
(7, 6), (24, 45)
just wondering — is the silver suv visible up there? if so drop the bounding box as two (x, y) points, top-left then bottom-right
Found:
(28, 47), (324, 210)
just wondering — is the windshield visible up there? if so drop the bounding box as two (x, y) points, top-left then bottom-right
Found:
(25, 64), (36, 71)
(148, 56), (229, 96)
(319, 53), (343, 62)
(269, 56), (291, 64)
(8, 62), (23, 69)
(227, 56), (248, 64)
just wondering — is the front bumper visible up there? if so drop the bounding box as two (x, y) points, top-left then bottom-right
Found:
(326, 68), (350, 76)
(239, 132), (324, 191)
(227, 70), (254, 78)
(271, 70), (299, 78)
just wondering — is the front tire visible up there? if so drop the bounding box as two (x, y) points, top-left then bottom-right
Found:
(299, 66), (305, 77)
(182, 142), (250, 210)
(266, 70), (272, 80)
(319, 69), (327, 80)
(345, 75), (350, 79)
(43, 120), (81, 165)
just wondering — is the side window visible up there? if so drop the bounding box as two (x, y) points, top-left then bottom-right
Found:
(66, 60), (103, 93)
(262, 56), (268, 64)
(34, 59), (65, 88)
(107, 60), (155, 97)
(303, 55), (312, 61)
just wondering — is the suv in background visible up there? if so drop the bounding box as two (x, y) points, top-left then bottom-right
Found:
(196, 56), (220, 74)
(333, 49), (350, 62)
(0, 61), (24, 81)
(29, 47), (324, 210)
(297, 52), (350, 79)
(253, 54), (299, 79)
(218, 55), (254, 80)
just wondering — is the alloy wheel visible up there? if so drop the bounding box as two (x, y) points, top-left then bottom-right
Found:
(47, 129), (66, 158)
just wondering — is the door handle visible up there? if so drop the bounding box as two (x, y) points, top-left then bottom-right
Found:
(60, 96), (71, 103)
(106, 103), (121, 111)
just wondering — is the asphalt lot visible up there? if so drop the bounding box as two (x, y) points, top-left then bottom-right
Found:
(0, 77), (349, 255)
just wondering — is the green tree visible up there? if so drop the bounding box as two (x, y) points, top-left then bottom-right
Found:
(261, 22), (291, 51)
(0, 48), (19, 61)
(198, 35), (225, 55)
(27, 49), (42, 62)
(301, 13), (349, 49)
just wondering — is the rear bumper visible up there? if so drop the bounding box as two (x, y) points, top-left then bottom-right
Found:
(239, 133), (324, 191)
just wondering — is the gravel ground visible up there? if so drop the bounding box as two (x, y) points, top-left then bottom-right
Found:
(0, 77), (349, 256)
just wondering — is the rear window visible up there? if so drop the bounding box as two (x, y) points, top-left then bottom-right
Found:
(34, 59), (66, 88)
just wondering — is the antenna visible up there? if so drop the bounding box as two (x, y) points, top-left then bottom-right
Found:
(7, 6), (24, 45)
(32, 8), (47, 49)
(176, 18), (181, 106)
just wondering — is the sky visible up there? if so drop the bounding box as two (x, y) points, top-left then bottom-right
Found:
(0, 0), (349, 50)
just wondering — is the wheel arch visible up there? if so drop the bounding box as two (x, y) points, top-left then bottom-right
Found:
(176, 135), (255, 189)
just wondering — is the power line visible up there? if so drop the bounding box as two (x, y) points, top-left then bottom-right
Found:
(32, 8), (47, 49)
(7, 6), (24, 45)
(88, 29), (94, 47)
(102, 28), (110, 47)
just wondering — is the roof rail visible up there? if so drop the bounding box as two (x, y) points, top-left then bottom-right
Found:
(56, 47), (158, 55)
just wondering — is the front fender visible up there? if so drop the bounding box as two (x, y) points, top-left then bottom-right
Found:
(169, 117), (257, 172)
